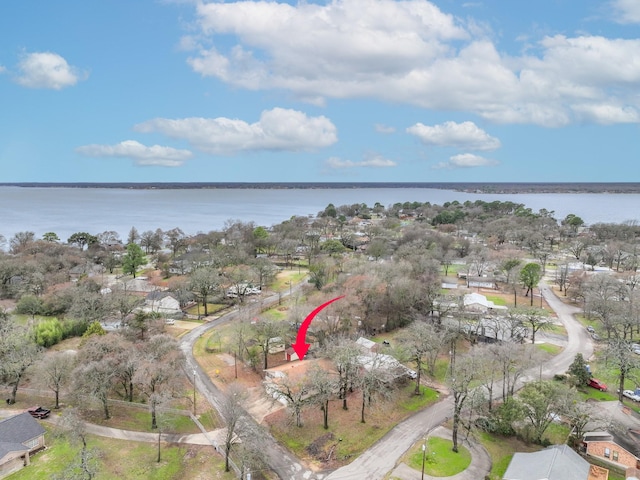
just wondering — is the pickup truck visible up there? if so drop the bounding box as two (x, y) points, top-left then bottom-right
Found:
(27, 406), (51, 419)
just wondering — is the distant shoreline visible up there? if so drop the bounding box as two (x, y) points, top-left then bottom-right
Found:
(2, 182), (640, 194)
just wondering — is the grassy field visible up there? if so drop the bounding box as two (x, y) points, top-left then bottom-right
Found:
(271, 271), (308, 292)
(7, 425), (236, 480)
(184, 303), (227, 316)
(537, 343), (563, 355)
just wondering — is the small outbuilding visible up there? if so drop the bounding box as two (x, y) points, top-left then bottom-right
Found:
(285, 347), (299, 362)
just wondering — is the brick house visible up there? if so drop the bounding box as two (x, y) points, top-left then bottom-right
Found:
(582, 432), (640, 470)
(0, 412), (46, 478)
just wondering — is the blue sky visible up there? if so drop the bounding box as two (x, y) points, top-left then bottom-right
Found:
(1, 0), (639, 183)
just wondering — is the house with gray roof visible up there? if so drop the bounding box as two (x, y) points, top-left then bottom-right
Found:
(0, 412), (46, 478)
(503, 444), (596, 480)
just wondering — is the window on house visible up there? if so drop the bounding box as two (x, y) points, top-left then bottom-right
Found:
(613, 451), (619, 461)
(23, 438), (38, 449)
(604, 448), (610, 458)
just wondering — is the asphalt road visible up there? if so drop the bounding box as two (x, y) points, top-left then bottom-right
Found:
(183, 281), (594, 480)
(179, 288), (323, 480)
(325, 281), (594, 480)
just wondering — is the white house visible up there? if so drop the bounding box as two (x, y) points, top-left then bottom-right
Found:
(463, 293), (508, 313)
(143, 292), (182, 315)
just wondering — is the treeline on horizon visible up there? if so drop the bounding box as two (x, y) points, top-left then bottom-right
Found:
(2, 182), (640, 194)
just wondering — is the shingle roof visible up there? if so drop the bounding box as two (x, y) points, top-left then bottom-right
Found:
(503, 445), (590, 480)
(0, 412), (46, 452)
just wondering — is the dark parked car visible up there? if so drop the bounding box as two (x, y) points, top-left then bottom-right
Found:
(27, 406), (51, 419)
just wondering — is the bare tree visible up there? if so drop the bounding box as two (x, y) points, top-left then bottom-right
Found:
(517, 307), (552, 344)
(606, 339), (640, 402)
(327, 338), (361, 410)
(36, 351), (75, 408)
(357, 354), (393, 424)
(252, 319), (284, 371)
(448, 352), (478, 452)
(399, 321), (440, 395)
(53, 408), (99, 480)
(308, 365), (337, 430)
(268, 374), (312, 427)
(1, 328), (43, 404)
(110, 287), (143, 325)
(73, 358), (117, 419)
(189, 266), (221, 316)
(220, 384), (248, 473)
(134, 334), (184, 429)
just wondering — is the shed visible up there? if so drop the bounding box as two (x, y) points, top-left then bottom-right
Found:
(285, 347), (299, 362)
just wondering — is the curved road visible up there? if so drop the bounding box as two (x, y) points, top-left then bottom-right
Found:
(180, 290), (321, 480)
(183, 281), (593, 480)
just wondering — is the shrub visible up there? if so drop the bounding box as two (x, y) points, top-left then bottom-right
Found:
(83, 321), (106, 338)
(33, 318), (63, 347)
(61, 318), (89, 338)
(15, 295), (44, 317)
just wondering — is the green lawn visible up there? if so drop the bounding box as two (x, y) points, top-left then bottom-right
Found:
(406, 437), (471, 476)
(271, 271), (308, 292)
(537, 343), (563, 355)
(185, 303), (227, 316)
(8, 427), (235, 480)
(485, 296), (508, 306)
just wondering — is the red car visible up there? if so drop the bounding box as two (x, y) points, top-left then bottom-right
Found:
(588, 378), (608, 391)
(27, 406), (51, 419)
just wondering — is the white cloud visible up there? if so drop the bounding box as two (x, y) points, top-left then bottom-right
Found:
(135, 108), (337, 154)
(612, 0), (640, 23)
(325, 154), (396, 169)
(15, 52), (85, 90)
(0, 65), (6, 74)
(407, 121), (500, 150)
(571, 103), (640, 124)
(76, 140), (193, 167)
(375, 124), (396, 134)
(183, 0), (640, 127)
(433, 153), (498, 169)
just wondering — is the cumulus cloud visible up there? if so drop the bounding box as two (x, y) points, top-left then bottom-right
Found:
(433, 153), (498, 169)
(407, 121), (500, 150)
(76, 140), (193, 167)
(375, 124), (396, 134)
(15, 52), (85, 90)
(612, 0), (640, 23)
(325, 154), (396, 169)
(135, 108), (337, 154)
(183, 0), (640, 127)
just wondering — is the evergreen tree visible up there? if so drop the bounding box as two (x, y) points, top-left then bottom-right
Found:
(122, 243), (147, 278)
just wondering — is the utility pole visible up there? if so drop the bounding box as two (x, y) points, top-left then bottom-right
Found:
(193, 369), (197, 415)
(421, 440), (427, 480)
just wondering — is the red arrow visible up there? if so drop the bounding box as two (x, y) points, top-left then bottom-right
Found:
(291, 295), (345, 360)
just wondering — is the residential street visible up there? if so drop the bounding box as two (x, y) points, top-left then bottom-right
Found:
(179, 289), (323, 480)
(0, 281), (595, 479)
(181, 281), (595, 480)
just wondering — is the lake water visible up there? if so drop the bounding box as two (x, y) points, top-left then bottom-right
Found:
(0, 186), (638, 242)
